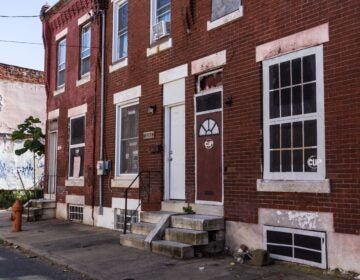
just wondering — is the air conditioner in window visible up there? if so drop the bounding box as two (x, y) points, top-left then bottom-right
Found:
(152, 20), (170, 41)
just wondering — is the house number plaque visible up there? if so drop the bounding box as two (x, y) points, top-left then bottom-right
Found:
(143, 131), (155, 140)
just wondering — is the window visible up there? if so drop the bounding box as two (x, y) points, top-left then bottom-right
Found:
(68, 204), (84, 222)
(80, 23), (91, 77)
(116, 104), (139, 175)
(69, 116), (85, 178)
(115, 209), (138, 231)
(57, 38), (66, 88)
(113, 0), (128, 62)
(264, 226), (327, 269)
(151, 0), (171, 42)
(211, 0), (241, 21)
(263, 46), (325, 181)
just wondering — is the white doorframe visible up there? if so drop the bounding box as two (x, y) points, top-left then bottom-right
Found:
(164, 102), (185, 200)
(48, 131), (58, 199)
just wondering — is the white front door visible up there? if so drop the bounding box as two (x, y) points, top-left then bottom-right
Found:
(48, 131), (58, 196)
(167, 104), (185, 200)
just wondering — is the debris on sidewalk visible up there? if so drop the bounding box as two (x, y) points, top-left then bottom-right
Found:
(233, 244), (272, 266)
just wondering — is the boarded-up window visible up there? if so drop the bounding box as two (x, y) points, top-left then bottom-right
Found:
(211, 0), (241, 21)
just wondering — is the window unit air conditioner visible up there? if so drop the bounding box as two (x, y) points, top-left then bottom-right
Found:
(152, 20), (170, 40)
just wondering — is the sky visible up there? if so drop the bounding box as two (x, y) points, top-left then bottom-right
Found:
(0, 0), (57, 71)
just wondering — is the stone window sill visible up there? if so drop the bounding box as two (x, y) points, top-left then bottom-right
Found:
(109, 58), (128, 73)
(257, 179), (330, 193)
(54, 86), (65, 96)
(65, 179), (84, 187)
(111, 174), (138, 188)
(76, 75), (90, 87)
(147, 38), (172, 57)
(207, 7), (244, 31)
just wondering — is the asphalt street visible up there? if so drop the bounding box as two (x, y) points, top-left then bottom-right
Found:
(0, 245), (88, 280)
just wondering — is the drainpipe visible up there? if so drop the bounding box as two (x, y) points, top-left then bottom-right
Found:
(98, 3), (106, 215)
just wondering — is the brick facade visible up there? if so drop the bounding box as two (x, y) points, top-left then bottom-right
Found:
(43, 0), (360, 271)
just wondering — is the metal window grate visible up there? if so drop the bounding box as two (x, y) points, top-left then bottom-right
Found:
(115, 209), (138, 231)
(68, 204), (83, 222)
(264, 225), (327, 269)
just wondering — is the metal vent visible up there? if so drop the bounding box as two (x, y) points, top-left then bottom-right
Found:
(264, 226), (327, 269)
(68, 204), (83, 222)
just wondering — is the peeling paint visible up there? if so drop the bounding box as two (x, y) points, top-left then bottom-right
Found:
(287, 211), (320, 230)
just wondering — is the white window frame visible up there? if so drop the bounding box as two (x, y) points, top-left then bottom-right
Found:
(80, 23), (91, 77)
(57, 37), (66, 88)
(263, 45), (325, 181)
(264, 225), (327, 269)
(207, 0), (243, 31)
(115, 102), (139, 177)
(150, 0), (171, 43)
(112, 0), (128, 63)
(68, 115), (85, 180)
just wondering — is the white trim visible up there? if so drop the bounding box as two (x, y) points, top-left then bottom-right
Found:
(78, 11), (93, 26)
(53, 87), (65, 96)
(55, 28), (68, 41)
(76, 75), (91, 87)
(48, 109), (59, 120)
(163, 78), (185, 106)
(263, 225), (327, 269)
(207, 7), (243, 31)
(262, 45), (325, 181)
(256, 23), (329, 62)
(194, 86), (224, 206)
(146, 38), (172, 57)
(113, 85), (141, 105)
(111, 176), (139, 188)
(67, 104), (88, 118)
(109, 58), (128, 73)
(257, 179), (330, 193)
(159, 64), (188, 85)
(65, 194), (85, 204)
(191, 50), (227, 75)
(65, 179), (84, 187)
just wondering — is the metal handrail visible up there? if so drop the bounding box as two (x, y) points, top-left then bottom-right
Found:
(123, 170), (161, 234)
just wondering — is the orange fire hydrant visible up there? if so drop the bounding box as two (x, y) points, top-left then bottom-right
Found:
(11, 200), (23, 232)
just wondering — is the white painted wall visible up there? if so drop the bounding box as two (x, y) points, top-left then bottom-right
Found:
(0, 79), (46, 190)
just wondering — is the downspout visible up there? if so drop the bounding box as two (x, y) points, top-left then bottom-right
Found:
(98, 5), (106, 215)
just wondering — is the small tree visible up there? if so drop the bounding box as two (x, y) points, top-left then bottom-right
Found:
(11, 116), (45, 188)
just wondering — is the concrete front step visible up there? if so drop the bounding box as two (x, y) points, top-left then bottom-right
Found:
(31, 199), (56, 209)
(171, 214), (224, 231)
(140, 211), (176, 224)
(152, 240), (194, 259)
(22, 207), (42, 222)
(120, 233), (147, 250)
(165, 228), (208, 245)
(131, 222), (156, 235)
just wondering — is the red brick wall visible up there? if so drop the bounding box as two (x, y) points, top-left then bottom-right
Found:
(43, 0), (101, 206)
(45, 0), (360, 235)
(0, 63), (43, 84)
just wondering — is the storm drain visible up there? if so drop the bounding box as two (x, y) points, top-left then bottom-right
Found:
(264, 225), (327, 269)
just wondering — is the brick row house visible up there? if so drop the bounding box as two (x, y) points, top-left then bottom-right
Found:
(41, 0), (360, 272)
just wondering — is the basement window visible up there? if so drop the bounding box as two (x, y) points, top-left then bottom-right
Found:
(115, 209), (138, 231)
(264, 226), (327, 269)
(68, 204), (83, 222)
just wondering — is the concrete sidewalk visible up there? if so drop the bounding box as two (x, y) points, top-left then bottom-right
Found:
(0, 211), (350, 280)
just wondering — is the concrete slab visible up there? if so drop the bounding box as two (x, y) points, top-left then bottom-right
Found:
(0, 211), (344, 280)
(165, 228), (209, 245)
(152, 240), (194, 259)
(171, 215), (224, 231)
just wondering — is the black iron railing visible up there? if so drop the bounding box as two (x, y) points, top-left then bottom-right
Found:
(123, 170), (161, 234)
